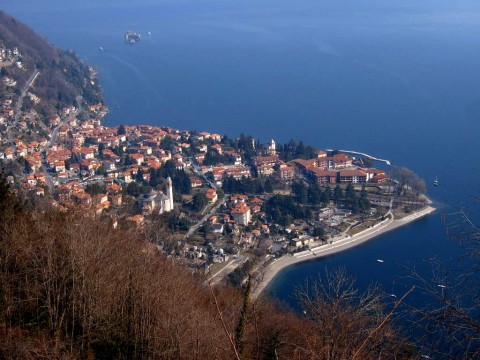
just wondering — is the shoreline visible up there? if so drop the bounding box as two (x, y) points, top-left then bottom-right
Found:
(252, 205), (436, 299)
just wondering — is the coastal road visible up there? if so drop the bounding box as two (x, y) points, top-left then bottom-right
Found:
(207, 255), (247, 285)
(252, 205), (436, 299)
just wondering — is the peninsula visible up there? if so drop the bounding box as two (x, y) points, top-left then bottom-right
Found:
(0, 11), (435, 292)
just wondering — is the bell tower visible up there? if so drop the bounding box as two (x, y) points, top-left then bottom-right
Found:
(167, 176), (174, 211)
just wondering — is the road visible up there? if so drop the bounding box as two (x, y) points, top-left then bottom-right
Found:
(191, 164), (218, 190)
(184, 196), (228, 240)
(40, 96), (82, 190)
(207, 255), (247, 285)
(6, 69), (40, 146)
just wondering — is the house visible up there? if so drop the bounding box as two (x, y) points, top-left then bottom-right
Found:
(210, 144), (222, 155)
(278, 163), (296, 180)
(92, 194), (109, 206)
(127, 215), (144, 227)
(4, 149), (14, 160)
(54, 161), (66, 173)
(290, 235), (314, 248)
(196, 144), (208, 153)
(190, 177), (203, 188)
(123, 171), (133, 183)
(130, 154), (144, 165)
(229, 152), (242, 166)
(330, 154), (353, 169)
(194, 153), (206, 164)
(74, 193), (92, 206)
(364, 168), (386, 181)
(80, 148), (95, 159)
(206, 188), (218, 203)
(103, 160), (116, 171)
(210, 134), (222, 142)
(25, 175), (36, 185)
(211, 223), (224, 234)
(371, 174), (388, 183)
(175, 161), (185, 171)
(290, 238), (303, 247)
(35, 173), (46, 184)
(198, 131), (211, 139)
(231, 203), (251, 226)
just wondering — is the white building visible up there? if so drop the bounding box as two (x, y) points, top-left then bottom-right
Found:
(138, 177), (174, 214)
(266, 139), (276, 155)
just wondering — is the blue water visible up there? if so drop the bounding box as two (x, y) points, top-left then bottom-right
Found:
(3, 0), (480, 306)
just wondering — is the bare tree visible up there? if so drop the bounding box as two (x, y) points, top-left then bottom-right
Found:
(295, 267), (411, 359)
(404, 209), (480, 359)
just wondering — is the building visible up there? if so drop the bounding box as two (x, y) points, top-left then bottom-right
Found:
(206, 188), (218, 203)
(266, 139), (276, 155)
(137, 177), (174, 214)
(277, 163), (296, 180)
(310, 169), (338, 184)
(339, 170), (367, 184)
(231, 203), (251, 226)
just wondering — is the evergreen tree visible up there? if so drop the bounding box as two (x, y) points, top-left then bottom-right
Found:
(117, 124), (126, 135)
(264, 178), (273, 193)
(192, 192), (208, 212)
(160, 136), (175, 151)
(345, 182), (356, 200)
(308, 183), (322, 205)
(292, 181), (308, 204)
(136, 169), (144, 183)
(322, 186), (331, 204)
(295, 140), (305, 157)
(334, 185), (343, 205)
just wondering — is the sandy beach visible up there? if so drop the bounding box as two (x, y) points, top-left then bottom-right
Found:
(252, 205), (436, 299)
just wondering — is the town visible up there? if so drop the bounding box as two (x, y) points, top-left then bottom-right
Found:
(0, 43), (428, 285)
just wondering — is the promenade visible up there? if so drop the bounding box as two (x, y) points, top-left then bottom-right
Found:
(252, 205), (436, 299)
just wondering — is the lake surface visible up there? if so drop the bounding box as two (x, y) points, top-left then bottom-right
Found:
(3, 0), (479, 306)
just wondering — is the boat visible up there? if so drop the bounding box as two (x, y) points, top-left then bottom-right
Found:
(433, 176), (439, 187)
(99, 46), (104, 51)
(377, 259), (384, 263)
(147, 31), (152, 35)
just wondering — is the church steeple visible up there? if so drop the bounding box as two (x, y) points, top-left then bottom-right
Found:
(167, 176), (174, 211)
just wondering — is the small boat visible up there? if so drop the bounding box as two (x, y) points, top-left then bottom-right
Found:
(99, 46), (104, 51)
(434, 176), (439, 187)
(377, 259), (384, 263)
(147, 31), (152, 35)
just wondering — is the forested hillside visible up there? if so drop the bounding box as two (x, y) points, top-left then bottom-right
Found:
(0, 173), (412, 359)
(0, 10), (102, 118)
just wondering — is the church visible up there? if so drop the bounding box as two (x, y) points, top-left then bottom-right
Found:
(138, 177), (174, 215)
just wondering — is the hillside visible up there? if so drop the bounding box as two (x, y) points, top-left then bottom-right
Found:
(0, 173), (411, 359)
(0, 10), (103, 119)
